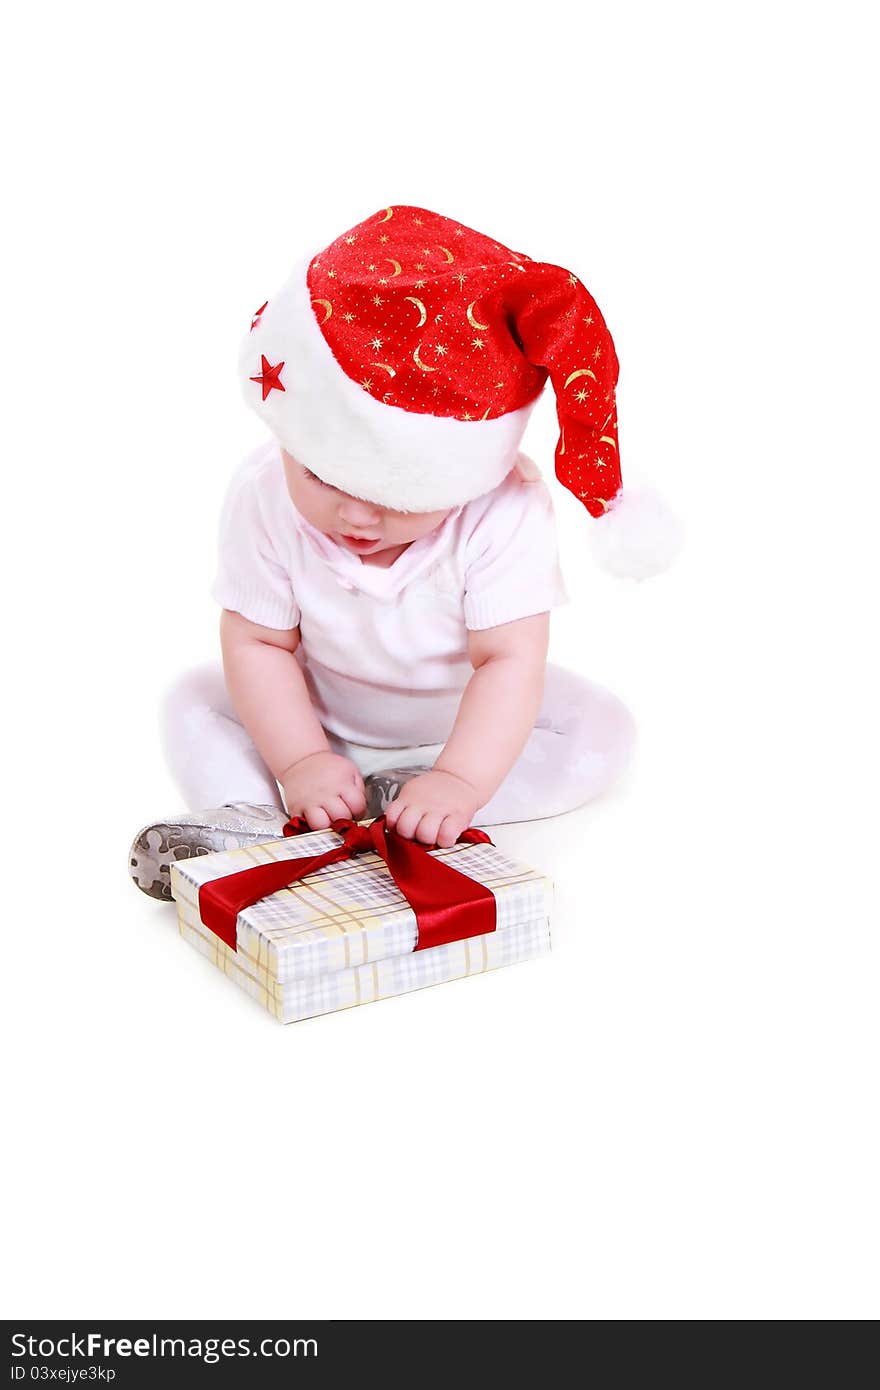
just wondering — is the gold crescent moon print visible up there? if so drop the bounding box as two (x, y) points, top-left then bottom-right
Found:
(437, 245), (454, 263)
(311, 299), (333, 324)
(405, 296), (428, 326)
(379, 207), (394, 222)
(413, 344), (438, 372)
(467, 301), (489, 331)
(371, 362), (397, 376)
(564, 367), (597, 388)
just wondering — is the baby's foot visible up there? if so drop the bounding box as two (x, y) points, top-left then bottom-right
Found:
(363, 766), (433, 818)
(128, 801), (289, 902)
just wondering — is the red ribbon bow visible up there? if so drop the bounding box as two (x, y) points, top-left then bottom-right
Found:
(198, 815), (497, 953)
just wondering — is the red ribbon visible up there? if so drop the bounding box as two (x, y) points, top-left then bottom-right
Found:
(198, 815), (496, 954)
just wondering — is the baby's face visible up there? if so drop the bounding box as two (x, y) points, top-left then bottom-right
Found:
(281, 450), (451, 559)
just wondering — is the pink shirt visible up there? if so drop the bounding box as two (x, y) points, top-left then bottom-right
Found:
(211, 440), (568, 747)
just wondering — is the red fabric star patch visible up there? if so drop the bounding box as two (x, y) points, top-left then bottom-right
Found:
(250, 355), (285, 401)
(250, 300), (268, 331)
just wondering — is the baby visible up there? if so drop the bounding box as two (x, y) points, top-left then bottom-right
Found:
(129, 204), (654, 900)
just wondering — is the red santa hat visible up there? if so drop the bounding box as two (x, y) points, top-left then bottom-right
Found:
(240, 204), (681, 578)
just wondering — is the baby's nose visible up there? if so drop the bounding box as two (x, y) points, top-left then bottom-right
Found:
(339, 496), (383, 527)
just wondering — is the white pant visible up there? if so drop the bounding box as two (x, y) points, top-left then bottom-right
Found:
(158, 661), (636, 827)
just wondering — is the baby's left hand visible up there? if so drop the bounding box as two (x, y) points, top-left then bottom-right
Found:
(383, 769), (482, 848)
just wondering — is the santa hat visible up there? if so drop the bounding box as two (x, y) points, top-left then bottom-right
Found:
(240, 205), (681, 578)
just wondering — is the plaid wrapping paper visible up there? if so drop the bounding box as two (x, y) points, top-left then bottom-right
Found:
(176, 897), (550, 1023)
(169, 826), (553, 1023)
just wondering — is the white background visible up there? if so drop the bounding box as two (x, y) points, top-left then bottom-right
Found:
(2, 1), (877, 1320)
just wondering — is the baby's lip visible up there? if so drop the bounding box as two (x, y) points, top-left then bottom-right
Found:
(341, 532), (380, 542)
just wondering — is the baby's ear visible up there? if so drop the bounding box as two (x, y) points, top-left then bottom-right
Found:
(512, 454), (542, 483)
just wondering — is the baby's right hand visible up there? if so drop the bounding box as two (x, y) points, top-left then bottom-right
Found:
(281, 751), (366, 830)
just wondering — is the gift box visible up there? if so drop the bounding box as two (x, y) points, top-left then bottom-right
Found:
(169, 817), (552, 1024)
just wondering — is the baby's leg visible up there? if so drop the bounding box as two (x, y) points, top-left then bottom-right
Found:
(472, 664), (636, 826)
(159, 660), (285, 812)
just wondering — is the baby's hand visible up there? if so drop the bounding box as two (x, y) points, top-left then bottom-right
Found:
(383, 769), (481, 848)
(281, 751), (366, 830)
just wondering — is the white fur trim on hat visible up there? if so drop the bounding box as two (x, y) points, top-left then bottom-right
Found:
(239, 256), (539, 512)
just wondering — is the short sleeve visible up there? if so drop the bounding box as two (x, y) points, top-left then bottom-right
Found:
(463, 473), (569, 630)
(210, 450), (301, 630)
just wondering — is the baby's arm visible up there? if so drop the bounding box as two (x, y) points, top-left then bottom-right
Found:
(383, 612), (549, 846)
(220, 610), (366, 827)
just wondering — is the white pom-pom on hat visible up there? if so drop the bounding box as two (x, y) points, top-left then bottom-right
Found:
(589, 487), (684, 580)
